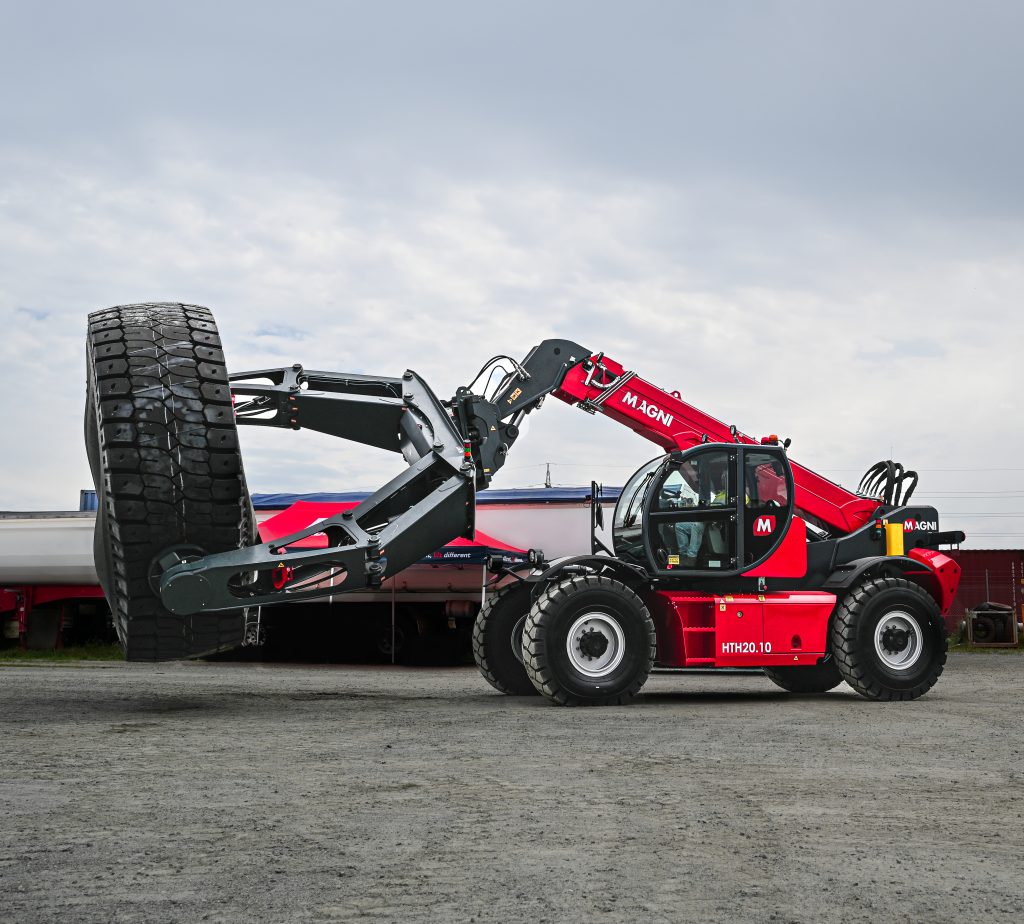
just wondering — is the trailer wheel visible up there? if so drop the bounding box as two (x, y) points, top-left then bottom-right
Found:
(85, 303), (257, 660)
(764, 660), (843, 694)
(472, 581), (539, 695)
(830, 576), (947, 701)
(523, 574), (655, 706)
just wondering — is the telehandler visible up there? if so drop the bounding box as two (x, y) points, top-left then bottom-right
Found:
(85, 303), (962, 704)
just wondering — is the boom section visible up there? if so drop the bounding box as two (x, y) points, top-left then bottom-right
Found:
(548, 353), (879, 535)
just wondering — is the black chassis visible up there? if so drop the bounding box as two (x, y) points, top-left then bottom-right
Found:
(155, 341), (591, 616)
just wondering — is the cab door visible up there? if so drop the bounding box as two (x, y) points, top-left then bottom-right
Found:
(644, 446), (738, 575)
(643, 444), (796, 578)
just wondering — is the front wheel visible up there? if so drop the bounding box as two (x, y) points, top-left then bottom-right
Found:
(523, 575), (655, 706)
(830, 576), (947, 701)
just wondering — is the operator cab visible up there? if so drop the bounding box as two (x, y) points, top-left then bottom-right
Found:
(613, 443), (795, 577)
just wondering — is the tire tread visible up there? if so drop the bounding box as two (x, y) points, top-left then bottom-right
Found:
(86, 303), (254, 660)
(472, 582), (538, 695)
(523, 574), (656, 706)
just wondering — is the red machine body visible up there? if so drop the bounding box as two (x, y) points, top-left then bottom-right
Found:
(646, 590), (836, 669)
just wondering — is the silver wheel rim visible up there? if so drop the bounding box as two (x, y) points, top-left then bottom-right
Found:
(874, 610), (924, 670)
(566, 611), (626, 678)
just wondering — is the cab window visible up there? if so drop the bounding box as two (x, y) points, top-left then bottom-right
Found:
(615, 456), (661, 530)
(648, 449), (735, 571)
(654, 453), (731, 511)
(742, 451), (791, 565)
(746, 453), (788, 507)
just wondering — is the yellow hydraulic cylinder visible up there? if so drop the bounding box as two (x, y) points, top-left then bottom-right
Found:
(885, 522), (905, 557)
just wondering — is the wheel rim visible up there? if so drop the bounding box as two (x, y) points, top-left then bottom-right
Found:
(566, 611), (626, 678)
(874, 610), (924, 670)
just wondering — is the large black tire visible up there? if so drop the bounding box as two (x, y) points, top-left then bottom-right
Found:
(830, 576), (947, 701)
(85, 302), (257, 660)
(523, 575), (655, 706)
(472, 581), (539, 695)
(764, 659), (843, 694)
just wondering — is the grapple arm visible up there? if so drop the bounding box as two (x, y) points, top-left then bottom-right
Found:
(156, 365), (477, 614)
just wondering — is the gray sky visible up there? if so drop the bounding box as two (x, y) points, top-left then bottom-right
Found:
(1, 1), (1021, 548)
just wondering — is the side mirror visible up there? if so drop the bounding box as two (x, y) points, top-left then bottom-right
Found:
(591, 480), (605, 529)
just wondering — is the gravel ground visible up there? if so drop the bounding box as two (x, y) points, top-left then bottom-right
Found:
(0, 653), (1021, 924)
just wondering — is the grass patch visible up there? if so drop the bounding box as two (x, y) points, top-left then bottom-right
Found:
(0, 642), (124, 662)
(948, 642), (1024, 654)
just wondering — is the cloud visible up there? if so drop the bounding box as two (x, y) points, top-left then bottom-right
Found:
(0, 2), (1021, 547)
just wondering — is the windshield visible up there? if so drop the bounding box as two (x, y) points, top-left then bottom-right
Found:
(614, 456), (665, 530)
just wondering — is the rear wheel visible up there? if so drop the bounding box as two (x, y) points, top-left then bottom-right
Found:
(85, 302), (256, 660)
(764, 660), (843, 694)
(472, 581), (539, 695)
(830, 576), (946, 701)
(523, 575), (655, 706)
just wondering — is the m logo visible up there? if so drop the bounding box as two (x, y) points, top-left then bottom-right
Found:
(754, 515), (776, 536)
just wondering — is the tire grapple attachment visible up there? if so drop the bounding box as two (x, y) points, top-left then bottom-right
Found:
(86, 307), (577, 656)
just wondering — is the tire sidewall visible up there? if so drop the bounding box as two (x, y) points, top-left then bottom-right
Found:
(85, 370), (117, 606)
(536, 583), (652, 701)
(851, 585), (945, 692)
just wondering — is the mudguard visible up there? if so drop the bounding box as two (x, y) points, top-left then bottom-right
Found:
(822, 553), (961, 614)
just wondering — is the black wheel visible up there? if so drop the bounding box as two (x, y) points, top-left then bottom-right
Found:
(85, 303), (257, 660)
(472, 581), (539, 695)
(764, 659), (843, 694)
(523, 574), (655, 706)
(971, 614), (996, 644)
(830, 576), (947, 701)
(373, 611), (420, 664)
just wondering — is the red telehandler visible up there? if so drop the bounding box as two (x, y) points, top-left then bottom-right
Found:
(85, 304), (963, 705)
